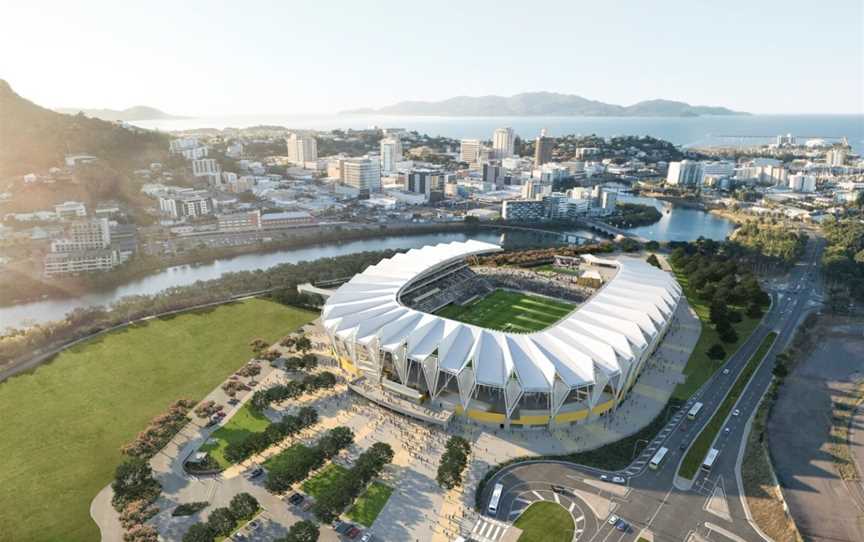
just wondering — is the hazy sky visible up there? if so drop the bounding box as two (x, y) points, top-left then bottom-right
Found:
(3, 0), (862, 115)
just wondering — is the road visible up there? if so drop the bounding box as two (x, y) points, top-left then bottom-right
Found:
(480, 238), (825, 541)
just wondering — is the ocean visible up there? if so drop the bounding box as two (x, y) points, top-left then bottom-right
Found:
(131, 114), (864, 154)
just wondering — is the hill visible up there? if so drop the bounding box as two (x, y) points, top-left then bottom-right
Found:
(341, 92), (747, 117)
(0, 79), (170, 177)
(54, 105), (185, 122)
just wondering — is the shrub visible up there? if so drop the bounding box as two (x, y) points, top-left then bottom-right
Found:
(206, 507), (236, 536)
(172, 502), (209, 517)
(119, 499), (159, 529)
(707, 343), (727, 361)
(121, 399), (193, 459)
(229, 492), (259, 521)
(111, 458), (161, 512)
(123, 524), (159, 542)
(236, 362), (262, 378)
(182, 523), (215, 542)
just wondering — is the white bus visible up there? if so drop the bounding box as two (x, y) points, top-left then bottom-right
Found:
(702, 448), (720, 471)
(687, 402), (704, 420)
(649, 446), (669, 470)
(488, 483), (503, 515)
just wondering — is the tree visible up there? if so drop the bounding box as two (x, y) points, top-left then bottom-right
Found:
(280, 520), (320, 542)
(294, 336), (312, 352)
(182, 523), (215, 542)
(646, 254), (661, 269)
(111, 458), (161, 511)
(229, 492), (259, 521)
(249, 338), (269, 355)
(707, 343), (726, 361)
(772, 362), (789, 378)
(719, 326), (738, 344)
(709, 301), (729, 326)
(645, 240), (661, 251)
(206, 507), (236, 536)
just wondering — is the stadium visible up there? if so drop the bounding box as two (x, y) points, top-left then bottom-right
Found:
(321, 240), (682, 428)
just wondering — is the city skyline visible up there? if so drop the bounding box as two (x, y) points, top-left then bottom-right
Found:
(3, 0), (862, 116)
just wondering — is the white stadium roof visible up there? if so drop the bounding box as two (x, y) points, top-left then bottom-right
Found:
(322, 240), (681, 395)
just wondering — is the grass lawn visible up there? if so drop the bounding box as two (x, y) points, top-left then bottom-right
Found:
(679, 332), (777, 479)
(435, 289), (574, 332)
(533, 264), (582, 276)
(347, 482), (393, 527)
(301, 463), (349, 499)
(671, 270), (763, 401)
(0, 299), (315, 542)
(200, 402), (271, 468)
(514, 502), (574, 542)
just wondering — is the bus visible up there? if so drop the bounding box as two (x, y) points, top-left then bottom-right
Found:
(649, 446), (669, 470)
(702, 448), (720, 471)
(488, 483), (503, 515)
(687, 402), (704, 420)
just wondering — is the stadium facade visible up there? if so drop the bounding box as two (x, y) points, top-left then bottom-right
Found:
(322, 240), (682, 427)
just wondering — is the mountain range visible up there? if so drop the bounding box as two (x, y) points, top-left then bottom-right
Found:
(54, 105), (185, 122)
(341, 92), (747, 117)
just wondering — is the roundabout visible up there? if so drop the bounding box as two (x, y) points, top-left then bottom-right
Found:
(508, 488), (593, 541)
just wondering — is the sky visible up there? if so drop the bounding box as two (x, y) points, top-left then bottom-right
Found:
(2, 0), (862, 116)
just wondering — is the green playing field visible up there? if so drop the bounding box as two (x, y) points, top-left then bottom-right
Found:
(435, 289), (574, 332)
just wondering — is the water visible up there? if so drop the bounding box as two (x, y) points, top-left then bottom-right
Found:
(618, 195), (735, 242)
(0, 229), (589, 330)
(132, 114), (864, 154)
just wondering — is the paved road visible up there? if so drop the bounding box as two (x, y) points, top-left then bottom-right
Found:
(481, 238), (825, 541)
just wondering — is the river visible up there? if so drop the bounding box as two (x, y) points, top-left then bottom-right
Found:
(0, 202), (734, 330)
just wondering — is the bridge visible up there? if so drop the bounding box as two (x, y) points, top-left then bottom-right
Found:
(575, 218), (650, 243)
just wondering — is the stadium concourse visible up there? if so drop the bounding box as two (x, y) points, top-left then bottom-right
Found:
(321, 240), (683, 429)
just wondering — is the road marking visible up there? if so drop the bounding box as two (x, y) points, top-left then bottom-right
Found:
(554, 492), (560, 504)
(569, 502), (576, 512)
(515, 497), (532, 505)
(532, 490), (544, 500)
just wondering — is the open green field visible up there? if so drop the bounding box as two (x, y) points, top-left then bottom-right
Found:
(301, 463), (348, 498)
(672, 270), (763, 401)
(347, 481), (393, 527)
(0, 299), (315, 542)
(201, 403), (271, 468)
(514, 502), (574, 542)
(679, 332), (777, 479)
(435, 289), (574, 332)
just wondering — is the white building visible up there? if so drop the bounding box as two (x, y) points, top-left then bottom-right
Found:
(460, 139), (482, 164)
(380, 137), (403, 174)
(192, 158), (220, 177)
(666, 160), (702, 186)
(343, 158), (381, 197)
(826, 148), (847, 167)
(54, 201), (87, 219)
(286, 133), (318, 165)
(492, 127), (515, 159)
(788, 174), (817, 193)
(50, 218), (111, 252)
(700, 161), (735, 184)
(521, 180), (552, 200)
(169, 138), (208, 160)
(158, 192), (213, 219)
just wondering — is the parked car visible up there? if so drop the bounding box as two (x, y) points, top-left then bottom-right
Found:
(335, 522), (352, 534)
(551, 484), (567, 494)
(288, 493), (304, 505)
(205, 418), (219, 428)
(214, 411), (226, 419)
(332, 520), (347, 533)
(724, 427), (731, 434)
(245, 467), (263, 479)
(611, 476), (626, 484)
(359, 533), (374, 542)
(600, 474), (609, 481)
(347, 526), (361, 539)
(228, 398), (240, 406)
(615, 519), (630, 532)
(247, 519), (261, 531)
(607, 514), (619, 526)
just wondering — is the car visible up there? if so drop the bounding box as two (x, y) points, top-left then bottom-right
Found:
(205, 418), (219, 428)
(288, 493), (304, 505)
(551, 484), (567, 494)
(732, 409), (740, 417)
(332, 520), (347, 532)
(607, 514), (619, 526)
(247, 520), (261, 531)
(245, 467), (263, 479)
(301, 499), (313, 511)
(679, 424), (687, 432)
(615, 519), (630, 532)
(347, 526), (361, 539)
(359, 533), (374, 542)
(612, 476), (626, 484)
(228, 398), (240, 406)
(600, 474), (609, 481)
(679, 441), (688, 451)
(724, 427), (731, 434)
(214, 411), (226, 419)
(722, 368), (730, 375)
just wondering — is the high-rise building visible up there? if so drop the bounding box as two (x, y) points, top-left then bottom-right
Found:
(460, 139), (482, 164)
(492, 127), (515, 159)
(286, 133), (318, 165)
(666, 160), (703, 186)
(380, 137), (403, 174)
(788, 174), (817, 193)
(826, 148), (847, 167)
(482, 163), (504, 188)
(50, 218), (112, 252)
(534, 129), (554, 166)
(343, 158), (381, 198)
